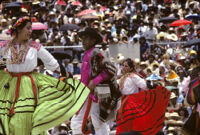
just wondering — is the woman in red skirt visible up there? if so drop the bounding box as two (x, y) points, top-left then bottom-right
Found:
(116, 58), (170, 135)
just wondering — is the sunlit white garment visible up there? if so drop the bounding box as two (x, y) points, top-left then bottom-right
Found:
(120, 73), (147, 95)
(0, 41), (59, 72)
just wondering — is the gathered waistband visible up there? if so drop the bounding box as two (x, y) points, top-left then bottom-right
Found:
(8, 71), (37, 116)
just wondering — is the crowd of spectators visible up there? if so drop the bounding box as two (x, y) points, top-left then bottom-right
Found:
(0, 0), (200, 135)
(0, 0), (200, 61)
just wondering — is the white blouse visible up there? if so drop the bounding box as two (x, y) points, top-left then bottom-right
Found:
(0, 41), (59, 73)
(121, 73), (147, 95)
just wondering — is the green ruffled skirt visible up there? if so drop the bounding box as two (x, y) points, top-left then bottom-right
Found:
(0, 71), (90, 135)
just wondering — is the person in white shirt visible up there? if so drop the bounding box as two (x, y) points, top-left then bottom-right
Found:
(119, 58), (147, 95)
(144, 22), (158, 41)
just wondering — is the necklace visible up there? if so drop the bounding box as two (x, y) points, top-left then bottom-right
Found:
(4, 39), (29, 64)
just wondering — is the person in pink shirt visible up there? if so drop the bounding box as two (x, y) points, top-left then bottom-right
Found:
(70, 27), (120, 135)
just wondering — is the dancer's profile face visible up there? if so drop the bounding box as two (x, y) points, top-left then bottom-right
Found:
(122, 61), (131, 74)
(81, 35), (96, 50)
(17, 22), (32, 41)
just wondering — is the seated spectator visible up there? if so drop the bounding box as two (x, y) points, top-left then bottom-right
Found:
(72, 59), (81, 75)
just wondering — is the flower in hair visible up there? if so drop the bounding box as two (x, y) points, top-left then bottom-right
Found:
(12, 16), (30, 28)
(8, 16), (30, 35)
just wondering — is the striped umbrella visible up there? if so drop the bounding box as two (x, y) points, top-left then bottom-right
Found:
(32, 22), (48, 30)
(77, 9), (96, 16)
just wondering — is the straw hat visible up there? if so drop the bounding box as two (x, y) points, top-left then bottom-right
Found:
(1, 19), (6, 23)
(21, 8), (28, 13)
(156, 32), (168, 40)
(189, 50), (197, 56)
(166, 70), (179, 82)
(140, 61), (148, 67)
(97, 4), (101, 7)
(94, 20), (99, 24)
(107, 23), (112, 28)
(165, 112), (170, 119)
(169, 27), (174, 32)
(189, 1), (197, 5)
(117, 53), (123, 57)
(136, 0), (142, 3)
(151, 62), (160, 68)
(49, 11), (56, 16)
(167, 34), (178, 41)
(169, 112), (180, 119)
(176, 120), (184, 126)
(117, 55), (125, 64)
(113, 6), (118, 10)
(168, 127), (175, 131)
(166, 119), (176, 126)
(12, 17), (16, 20)
(106, 29), (111, 33)
(170, 92), (177, 99)
(33, 0), (40, 5)
(72, 59), (79, 64)
(134, 58), (140, 63)
(104, 19), (109, 23)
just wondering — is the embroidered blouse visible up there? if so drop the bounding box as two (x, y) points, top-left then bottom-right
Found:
(120, 73), (147, 95)
(0, 40), (59, 72)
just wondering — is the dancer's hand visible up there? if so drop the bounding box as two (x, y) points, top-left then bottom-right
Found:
(88, 80), (96, 92)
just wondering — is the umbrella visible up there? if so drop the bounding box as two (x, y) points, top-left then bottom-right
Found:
(170, 19), (192, 26)
(4, 2), (21, 9)
(183, 38), (200, 48)
(146, 74), (163, 81)
(159, 17), (178, 24)
(56, 0), (67, 6)
(81, 15), (99, 20)
(77, 9), (96, 16)
(71, 1), (82, 6)
(59, 24), (80, 31)
(32, 22), (48, 30)
(186, 14), (200, 20)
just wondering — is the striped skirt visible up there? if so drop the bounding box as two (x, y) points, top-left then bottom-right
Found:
(0, 70), (90, 135)
(116, 86), (170, 135)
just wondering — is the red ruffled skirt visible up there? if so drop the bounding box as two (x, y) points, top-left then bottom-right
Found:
(116, 86), (171, 135)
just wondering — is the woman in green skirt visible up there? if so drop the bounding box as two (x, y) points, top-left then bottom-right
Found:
(0, 16), (90, 135)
